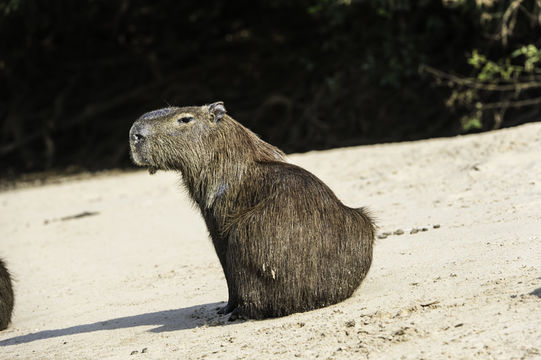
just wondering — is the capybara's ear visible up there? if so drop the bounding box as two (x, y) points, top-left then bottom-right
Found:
(209, 101), (226, 122)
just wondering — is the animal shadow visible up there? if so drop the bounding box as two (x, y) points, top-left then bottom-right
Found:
(0, 302), (236, 346)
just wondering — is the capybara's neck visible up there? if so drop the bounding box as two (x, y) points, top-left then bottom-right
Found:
(179, 116), (285, 209)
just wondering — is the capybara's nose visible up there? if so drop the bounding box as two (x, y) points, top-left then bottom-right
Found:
(130, 123), (150, 144)
(133, 132), (145, 142)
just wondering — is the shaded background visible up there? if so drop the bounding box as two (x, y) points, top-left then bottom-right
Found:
(1, 0), (540, 179)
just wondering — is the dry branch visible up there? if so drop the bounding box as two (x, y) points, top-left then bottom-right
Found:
(420, 65), (541, 92)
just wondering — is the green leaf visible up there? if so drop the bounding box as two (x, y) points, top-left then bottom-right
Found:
(461, 115), (483, 131)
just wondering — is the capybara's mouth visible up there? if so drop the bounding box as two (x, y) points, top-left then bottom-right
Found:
(129, 142), (146, 165)
(130, 139), (157, 171)
(129, 138), (158, 174)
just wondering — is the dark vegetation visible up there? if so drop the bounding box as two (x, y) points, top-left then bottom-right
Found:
(1, 0), (540, 178)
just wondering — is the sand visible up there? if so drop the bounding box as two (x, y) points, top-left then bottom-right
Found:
(1, 123), (540, 359)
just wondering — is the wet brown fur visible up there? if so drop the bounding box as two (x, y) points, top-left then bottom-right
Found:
(0, 258), (14, 330)
(129, 103), (375, 319)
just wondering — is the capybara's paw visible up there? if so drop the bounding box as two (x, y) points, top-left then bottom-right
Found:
(227, 307), (246, 321)
(217, 301), (236, 315)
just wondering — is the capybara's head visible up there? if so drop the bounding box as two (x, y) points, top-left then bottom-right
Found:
(129, 102), (227, 174)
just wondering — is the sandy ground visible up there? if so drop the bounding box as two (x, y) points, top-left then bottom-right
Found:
(1, 123), (540, 359)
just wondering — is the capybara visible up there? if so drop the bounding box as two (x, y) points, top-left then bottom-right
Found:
(129, 102), (375, 319)
(0, 258), (14, 330)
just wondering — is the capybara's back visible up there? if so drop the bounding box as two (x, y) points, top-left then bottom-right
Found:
(0, 258), (14, 330)
(129, 102), (375, 319)
(225, 161), (375, 318)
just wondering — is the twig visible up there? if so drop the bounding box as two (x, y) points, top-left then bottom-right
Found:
(420, 300), (440, 307)
(480, 95), (541, 109)
(61, 211), (99, 221)
(498, 0), (524, 46)
(420, 64), (541, 92)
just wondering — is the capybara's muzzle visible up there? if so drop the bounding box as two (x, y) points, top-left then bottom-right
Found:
(130, 122), (151, 145)
(129, 121), (152, 165)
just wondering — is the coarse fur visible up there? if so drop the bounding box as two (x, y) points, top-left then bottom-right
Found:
(0, 258), (14, 330)
(129, 102), (375, 319)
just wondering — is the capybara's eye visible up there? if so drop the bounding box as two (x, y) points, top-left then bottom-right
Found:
(178, 116), (194, 124)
